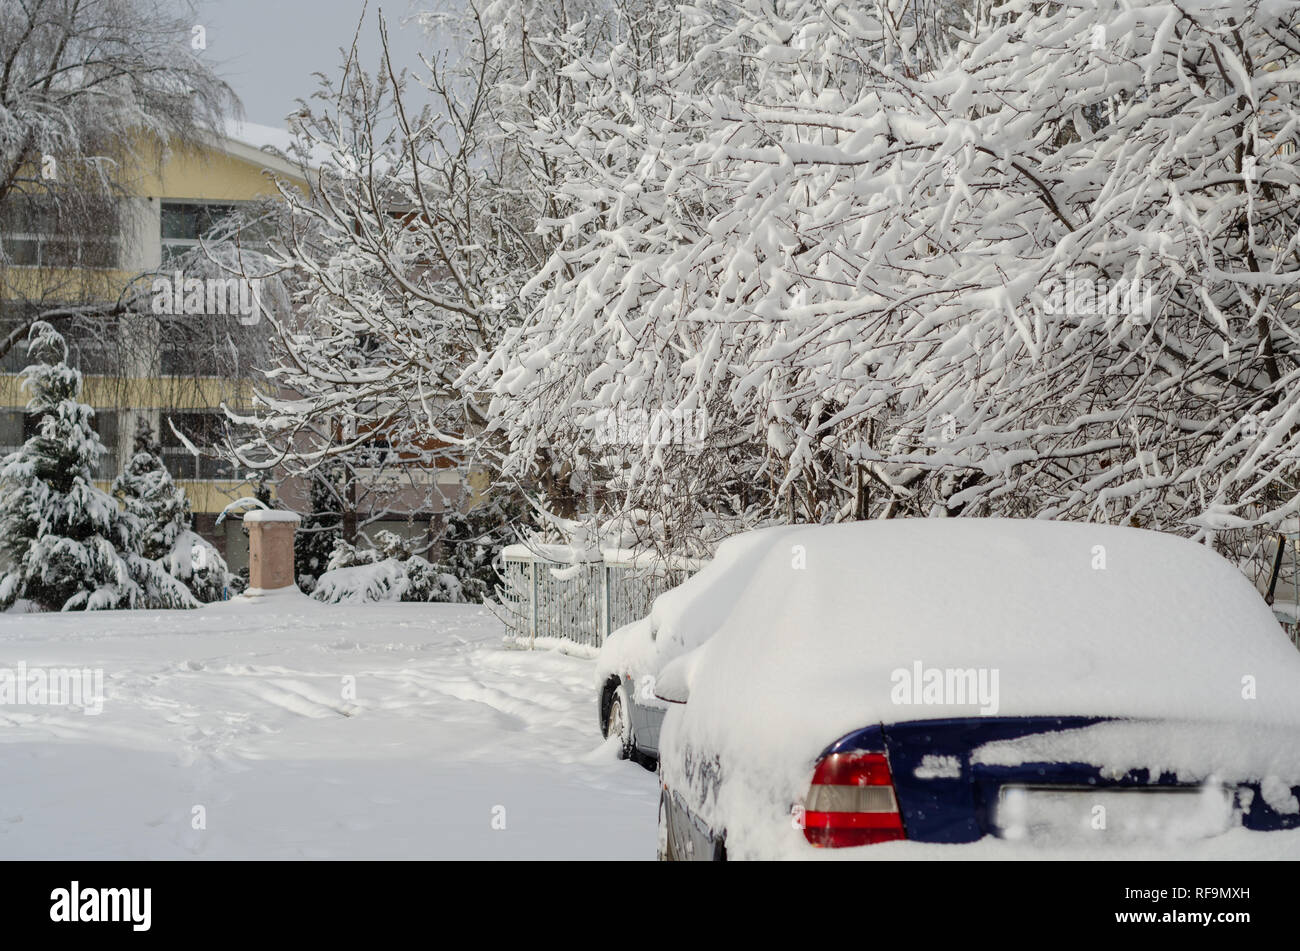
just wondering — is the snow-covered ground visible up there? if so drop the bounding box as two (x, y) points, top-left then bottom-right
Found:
(0, 596), (657, 859)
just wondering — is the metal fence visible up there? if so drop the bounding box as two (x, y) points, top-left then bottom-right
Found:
(498, 547), (701, 653)
(1274, 611), (1300, 651)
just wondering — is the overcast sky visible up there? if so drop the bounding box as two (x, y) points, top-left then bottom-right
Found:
(194, 0), (433, 128)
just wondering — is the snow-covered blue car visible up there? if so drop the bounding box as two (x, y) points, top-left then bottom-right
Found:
(648, 519), (1300, 859)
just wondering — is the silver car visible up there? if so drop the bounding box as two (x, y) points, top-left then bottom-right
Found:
(596, 621), (669, 769)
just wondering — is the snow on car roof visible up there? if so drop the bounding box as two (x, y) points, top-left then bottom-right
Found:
(657, 518), (1300, 756)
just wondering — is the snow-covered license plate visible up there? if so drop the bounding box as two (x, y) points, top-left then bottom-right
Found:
(993, 785), (1235, 845)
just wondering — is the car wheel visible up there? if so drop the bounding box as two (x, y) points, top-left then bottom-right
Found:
(606, 684), (634, 760)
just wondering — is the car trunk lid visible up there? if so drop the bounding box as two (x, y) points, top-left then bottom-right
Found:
(832, 717), (1300, 844)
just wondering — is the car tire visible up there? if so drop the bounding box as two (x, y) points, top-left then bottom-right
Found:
(606, 683), (635, 760)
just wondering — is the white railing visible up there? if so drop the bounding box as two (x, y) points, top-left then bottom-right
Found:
(1272, 607), (1300, 651)
(497, 545), (704, 655)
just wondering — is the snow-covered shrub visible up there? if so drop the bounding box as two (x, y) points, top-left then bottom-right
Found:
(113, 424), (231, 602)
(0, 324), (196, 611)
(161, 529), (229, 604)
(402, 557), (465, 603)
(311, 533), (464, 604)
(439, 494), (533, 602)
(324, 534), (388, 571)
(309, 558), (408, 605)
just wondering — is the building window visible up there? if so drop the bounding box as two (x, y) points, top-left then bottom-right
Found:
(160, 340), (223, 376)
(0, 410), (23, 458)
(161, 411), (237, 481)
(93, 410), (119, 477)
(65, 318), (125, 375)
(160, 201), (240, 267)
(0, 409), (116, 476)
(0, 195), (120, 269)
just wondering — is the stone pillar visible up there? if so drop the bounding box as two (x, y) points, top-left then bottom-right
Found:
(244, 510), (301, 592)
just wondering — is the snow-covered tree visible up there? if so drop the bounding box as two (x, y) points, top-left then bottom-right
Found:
(295, 466), (342, 593)
(220, 2), (631, 527)
(482, 0), (1300, 574)
(0, 324), (197, 611)
(480, 0), (919, 547)
(112, 423), (230, 603)
(222, 6), (528, 478)
(0, 0), (238, 359)
(113, 423), (190, 557)
(439, 491), (534, 601)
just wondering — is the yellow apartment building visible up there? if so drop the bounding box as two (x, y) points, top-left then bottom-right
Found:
(0, 123), (309, 571)
(1, 123), (482, 572)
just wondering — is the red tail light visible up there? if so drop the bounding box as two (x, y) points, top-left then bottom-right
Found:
(803, 752), (906, 848)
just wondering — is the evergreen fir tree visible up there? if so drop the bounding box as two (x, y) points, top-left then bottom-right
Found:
(439, 493), (533, 602)
(0, 323), (196, 611)
(112, 421), (230, 603)
(295, 466), (341, 593)
(113, 421), (190, 559)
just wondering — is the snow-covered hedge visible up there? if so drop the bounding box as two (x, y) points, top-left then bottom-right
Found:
(309, 533), (465, 605)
